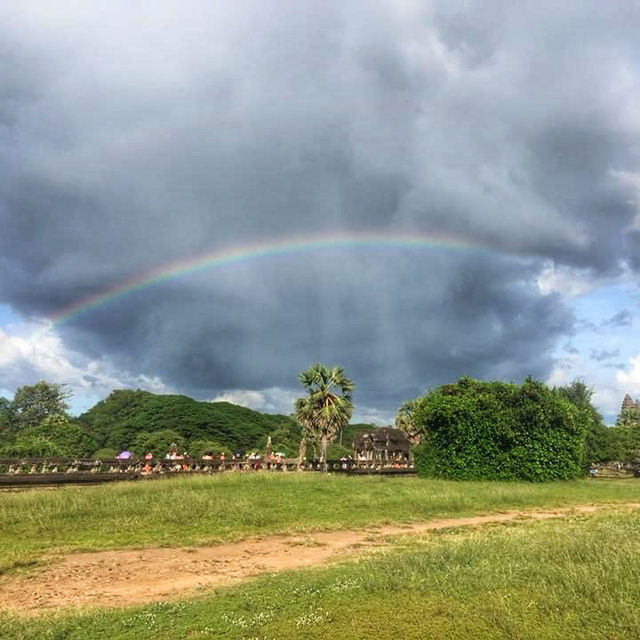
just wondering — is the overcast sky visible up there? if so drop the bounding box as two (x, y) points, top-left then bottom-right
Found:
(2, 1), (640, 424)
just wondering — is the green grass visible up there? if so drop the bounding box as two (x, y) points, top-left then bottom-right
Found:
(1, 473), (639, 575)
(2, 508), (640, 638)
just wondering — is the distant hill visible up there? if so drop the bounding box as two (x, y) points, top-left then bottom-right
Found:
(78, 389), (299, 454)
(336, 423), (379, 447)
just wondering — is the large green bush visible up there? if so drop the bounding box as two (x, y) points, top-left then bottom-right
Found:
(1, 434), (65, 458)
(410, 378), (585, 481)
(1, 415), (97, 458)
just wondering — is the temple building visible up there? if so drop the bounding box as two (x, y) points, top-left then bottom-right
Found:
(621, 394), (640, 412)
(352, 427), (411, 464)
(617, 393), (640, 427)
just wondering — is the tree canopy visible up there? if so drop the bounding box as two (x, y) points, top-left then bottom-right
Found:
(0, 384), (98, 458)
(406, 377), (586, 481)
(556, 380), (619, 464)
(78, 389), (298, 454)
(0, 384), (299, 459)
(11, 381), (70, 431)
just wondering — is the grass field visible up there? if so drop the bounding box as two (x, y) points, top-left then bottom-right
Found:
(2, 473), (640, 574)
(2, 508), (640, 639)
(1, 474), (640, 638)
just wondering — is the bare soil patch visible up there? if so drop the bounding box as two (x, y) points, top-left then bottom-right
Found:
(2, 503), (637, 614)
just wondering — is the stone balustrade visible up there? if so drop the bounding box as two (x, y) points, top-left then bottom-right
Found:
(0, 456), (414, 482)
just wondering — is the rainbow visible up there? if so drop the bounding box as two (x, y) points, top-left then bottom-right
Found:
(48, 231), (527, 326)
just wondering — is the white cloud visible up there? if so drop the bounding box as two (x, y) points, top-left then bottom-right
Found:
(546, 364), (574, 388)
(211, 386), (393, 425)
(350, 407), (395, 426)
(537, 263), (597, 298)
(592, 384), (625, 422)
(616, 355), (640, 396)
(546, 354), (625, 423)
(211, 387), (299, 415)
(0, 321), (171, 410)
(212, 390), (270, 411)
(537, 260), (635, 300)
(547, 352), (640, 423)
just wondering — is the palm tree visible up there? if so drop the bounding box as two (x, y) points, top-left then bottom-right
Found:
(294, 364), (354, 471)
(294, 395), (314, 470)
(395, 399), (421, 445)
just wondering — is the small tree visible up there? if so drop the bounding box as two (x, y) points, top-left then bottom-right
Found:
(557, 380), (609, 465)
(294, 394), (315, 469)
(395, 399), (421, 444)
(0, 397), (17, 442)
(30, 415), (97, 457)
(1, 435), (65, 458)
(294, 364), (354, 471)
(11, 381), (71, 431)
(616, 407), (640, 429)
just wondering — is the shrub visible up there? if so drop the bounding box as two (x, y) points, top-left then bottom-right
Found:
(326, 443), (352, 459)
(92, 447), (118, 459)
(1, 435), (65, 458)
(410, 377), (585, 481)
(4, 416), (98, 458)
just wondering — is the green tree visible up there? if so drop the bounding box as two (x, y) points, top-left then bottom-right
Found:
(1, 434), (65, 458)
(557, 380), (611, 465)
(78, 389), (297, 452)
(132, 429), (185, 458)
(0, 397), (16, 437)
(7, 415), (98, 458)
(616, 407), (640, 429)
(92, 447), (118, 459)
(293, 393), (315, 469)
(395, 399), (420, 444)
(409, 377), (584, 481)
(608, 393), (640, 463)
(11, 381), (71, 431)
(294, 364), (354, 471)
(33, 415), (97, 457)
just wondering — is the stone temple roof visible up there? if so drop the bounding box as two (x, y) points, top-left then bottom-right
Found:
(352, 427), (411, 452)
(622, 394), (640, 410)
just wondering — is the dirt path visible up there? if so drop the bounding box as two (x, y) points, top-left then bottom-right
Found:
(2, 503), (638, 614)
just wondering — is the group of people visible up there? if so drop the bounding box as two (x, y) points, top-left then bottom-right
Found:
(116, 444), (292, 474)
(138, 450), (287, 472)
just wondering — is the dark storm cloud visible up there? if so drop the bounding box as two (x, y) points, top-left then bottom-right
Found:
(1, 1), (640, 413)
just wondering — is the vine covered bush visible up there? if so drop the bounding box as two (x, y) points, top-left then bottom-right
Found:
(410, 377), (585, 481)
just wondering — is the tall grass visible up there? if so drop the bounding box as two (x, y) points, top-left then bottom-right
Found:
(2, 509), (640, 638)
(0, 473), (639, 574)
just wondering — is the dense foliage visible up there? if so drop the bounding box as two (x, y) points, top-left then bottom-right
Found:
(10, 381), (71, 431)
(556, 386), (640, 465)
(0, 383), (95, 458)
(410, 377), (585, 481)
(0, 383), (300, 459)
(556, 380), (616, 465)
(78, 389), (299, 454)
(604, 399), (640, 463)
